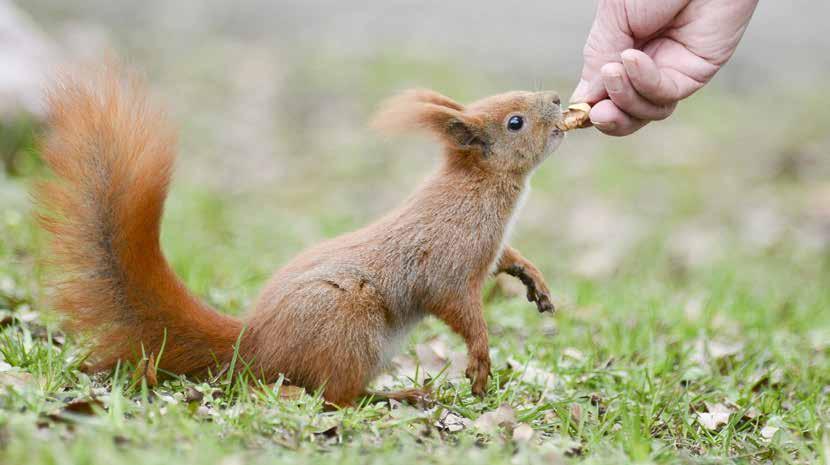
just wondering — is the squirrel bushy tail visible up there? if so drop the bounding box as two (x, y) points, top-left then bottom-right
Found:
(34, 69), (243, 374)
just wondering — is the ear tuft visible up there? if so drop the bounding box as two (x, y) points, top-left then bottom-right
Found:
(370, 89), (487, 151)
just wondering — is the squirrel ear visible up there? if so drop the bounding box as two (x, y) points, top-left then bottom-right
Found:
(370, 90), (487, 151)
(435, 111), (488, 150)
(403, 89), (465, 111)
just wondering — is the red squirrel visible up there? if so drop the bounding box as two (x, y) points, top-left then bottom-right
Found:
(35, 69), (567, 406)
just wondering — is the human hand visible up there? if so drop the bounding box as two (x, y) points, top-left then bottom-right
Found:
(570, 0), (759, 136)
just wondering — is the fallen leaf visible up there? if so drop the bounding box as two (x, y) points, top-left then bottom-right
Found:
(697, 402), (733, 430)
(312, 416), (340, 440)
(708, 340), (743, 359)
(760, 425), (779, 441)
(371, 373), (397, 389)
(562, 347), (585, 362)
(689, 338), (744, 366)
(434, 409), (471, 433)
(0, 371), (32, 390)
(569, 403), (583, 424)
(415, 338), (467, 379)
(275, 384), (306, 400)
(45, 397), (105, 424)
(542, 450), (567, 465)
(156, 393), (178, 405)
(742, 406), (762, 421)
(473, 403), (516, 434)
(391, 337), (467, 383)
(63, 398), (104, 416)
(183, 387), (204, 404)
(17, 310), (39, 323)
(506, 358), (556, 388)
(512, 423), (534, 443)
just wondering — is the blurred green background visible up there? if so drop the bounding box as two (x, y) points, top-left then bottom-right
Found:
(1, 2), (829, 464)
(5, 1), (830, 300)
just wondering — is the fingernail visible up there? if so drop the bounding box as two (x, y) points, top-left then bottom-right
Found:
(592, 121), (617, 132)
(605, 73), (623, 93)
(621, 49), (639, 66)
(569, 79), (589, 103)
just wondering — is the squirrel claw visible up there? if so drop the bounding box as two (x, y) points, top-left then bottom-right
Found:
(508, 264), (555, 314)
(465, 354), (491, 397)
(535, 294), (555, 313)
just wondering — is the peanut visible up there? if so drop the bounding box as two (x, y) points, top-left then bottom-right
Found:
(556, 103), (591, 131)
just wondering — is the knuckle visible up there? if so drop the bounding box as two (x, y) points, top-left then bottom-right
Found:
(652, 103), (677, 121)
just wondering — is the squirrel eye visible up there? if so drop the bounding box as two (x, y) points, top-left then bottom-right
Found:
(507, 115), (524, 131)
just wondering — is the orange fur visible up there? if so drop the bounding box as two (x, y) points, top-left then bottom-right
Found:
(35, 67), (563, 405)
(35, 69), (242, 374)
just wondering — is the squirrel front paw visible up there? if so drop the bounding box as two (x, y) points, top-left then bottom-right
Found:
(529, 289), (554, 313)
(465, 352), (491, 397)
(506, 265), (555, 313)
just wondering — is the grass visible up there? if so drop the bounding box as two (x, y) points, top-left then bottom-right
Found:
(0, 53), (829, 464)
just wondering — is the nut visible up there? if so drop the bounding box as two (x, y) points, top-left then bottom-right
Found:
(556, 103), (591, 131)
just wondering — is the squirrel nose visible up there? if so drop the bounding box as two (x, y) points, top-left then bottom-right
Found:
(540, 91), (560, 106)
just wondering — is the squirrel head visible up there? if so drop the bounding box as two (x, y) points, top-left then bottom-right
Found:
(371, 89), (564, 176)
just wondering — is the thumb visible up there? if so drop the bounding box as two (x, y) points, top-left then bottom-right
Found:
(569, 77), (606, 106)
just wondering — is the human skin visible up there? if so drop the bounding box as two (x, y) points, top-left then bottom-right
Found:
(570, 0), (760, 136)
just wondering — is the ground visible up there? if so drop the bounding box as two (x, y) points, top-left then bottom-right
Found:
(1, 1), (830, 464)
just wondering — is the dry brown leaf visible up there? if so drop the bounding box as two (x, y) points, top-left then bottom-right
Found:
(275, 384), (306, 400)
(396, 337), (467, 381)
(563, 347), (586, 362)
(512, 423), (534, 443)
(708, 340), (743, 359)
(697, 402), (733, 430)
(183, 387), (204, 404)
(63, 398), (103, 416)
(473, 403), (516, 434)
(569, 403), (583, 424)
(760, 425), (779, 441)
(434, 409), (472, 433)
(415, 338), (450, 373)
(0, 371), (33, 390)
(506, 358), (556, 388)
(45, 397), (105, 424)
(543, 450), (567, 465)
(690, 338), (744, 367)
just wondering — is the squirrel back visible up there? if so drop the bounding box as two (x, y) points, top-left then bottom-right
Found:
(35, 69), (243, 374)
